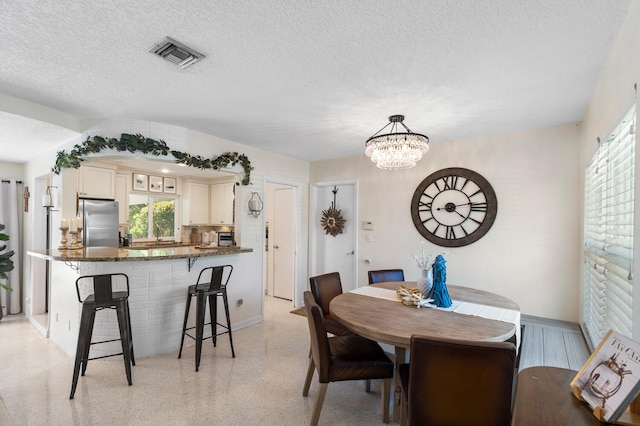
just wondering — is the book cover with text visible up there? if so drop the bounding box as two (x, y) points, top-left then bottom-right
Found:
(571, 330), (640, 422)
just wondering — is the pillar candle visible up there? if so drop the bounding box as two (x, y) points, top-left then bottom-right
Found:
(42, 194), (53, 207)
(70, 217), (77, 232)
(76, 216), (83, 229)
(61, 218), (68, 229)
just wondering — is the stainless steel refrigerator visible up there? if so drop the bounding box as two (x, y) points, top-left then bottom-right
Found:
(79, 198), (119, 247)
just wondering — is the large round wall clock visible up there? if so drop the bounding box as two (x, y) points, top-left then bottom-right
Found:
(411, 167), (498, 247)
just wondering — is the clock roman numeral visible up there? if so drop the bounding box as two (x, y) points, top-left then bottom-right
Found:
(467, 216), (483, 225)
(459, 177), (469, 192)
(419, 201), (433, 212)
(445, 226), (456, 239)
(442, 175), (458, 190)
(421, 217), (435, 225)
(470, 202), (488, 212)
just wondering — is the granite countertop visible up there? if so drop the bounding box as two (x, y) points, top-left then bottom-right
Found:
(27, 245), (252, 262)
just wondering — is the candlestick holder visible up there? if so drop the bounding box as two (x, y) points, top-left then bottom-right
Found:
(59, 226), (69, 250)
(76, 226), (84, 249)
(68, 230), (82, 250)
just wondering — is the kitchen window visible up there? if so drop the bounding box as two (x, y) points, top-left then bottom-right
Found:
(129, 193), (176, 240)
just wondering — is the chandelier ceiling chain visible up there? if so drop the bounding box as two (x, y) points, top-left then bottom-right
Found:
(365, 114), (430, 170)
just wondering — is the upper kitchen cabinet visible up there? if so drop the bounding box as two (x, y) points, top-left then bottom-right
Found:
(210, 182), (235, 225)
(182, 181), (210, 225)
(78, 165), (115, 200)
(114, 173), (130, 225)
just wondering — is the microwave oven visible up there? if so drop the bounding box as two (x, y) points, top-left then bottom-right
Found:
(218, 231), (234, 247)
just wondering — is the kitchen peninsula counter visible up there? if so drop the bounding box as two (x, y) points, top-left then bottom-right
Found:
(28, 245), (252, 262)
(28, 244), (257, 359)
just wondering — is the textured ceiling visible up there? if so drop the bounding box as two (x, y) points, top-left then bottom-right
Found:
(0, 0), (632, 164)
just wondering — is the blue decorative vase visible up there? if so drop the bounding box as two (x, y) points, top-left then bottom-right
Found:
(428, 255), (452, 308)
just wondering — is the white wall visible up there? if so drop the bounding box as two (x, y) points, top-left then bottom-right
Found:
(580, 2), (640, 339)
(310, 122), (581, 322)
(0, 161), (24, 180)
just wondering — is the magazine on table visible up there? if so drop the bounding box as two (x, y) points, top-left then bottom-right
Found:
(571, 329), (640, 422)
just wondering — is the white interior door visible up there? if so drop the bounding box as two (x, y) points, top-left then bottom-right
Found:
(272, 187), (295, 300)
(311, 182), (357, 291)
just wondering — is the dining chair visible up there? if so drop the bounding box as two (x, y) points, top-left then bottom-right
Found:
(367, 269), (405, 284)
(70, 273), (135, 399)
(302, 291), (394, 425)
(399, 335), (516, 426)
(308, 272), (381, 391)
(309, 272), (353, 337)
(178, 265), (235, 372)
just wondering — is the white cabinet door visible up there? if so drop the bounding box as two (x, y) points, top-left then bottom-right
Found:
(114, 173), (130, 225)
(183, 182), (210, 225)
(210, 183), (234, 225)
(78, 165), (115, 199)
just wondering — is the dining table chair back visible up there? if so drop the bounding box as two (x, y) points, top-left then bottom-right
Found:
(302, 291), (394, 426)
(399, 335), (516, 426)
(308, 272), (352, 336)
(367, 269), (405, 284)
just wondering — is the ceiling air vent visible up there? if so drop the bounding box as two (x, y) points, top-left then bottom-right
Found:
(148, 37), (205, 69)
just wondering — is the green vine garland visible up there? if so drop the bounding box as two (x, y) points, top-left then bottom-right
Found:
(52, 133), (253, 185)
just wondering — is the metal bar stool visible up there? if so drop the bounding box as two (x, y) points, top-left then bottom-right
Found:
(178, 265), (235, 371)
(70, 273), (135, 399)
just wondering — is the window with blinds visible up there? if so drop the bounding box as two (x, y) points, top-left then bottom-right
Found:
(583, 105), (636, 349)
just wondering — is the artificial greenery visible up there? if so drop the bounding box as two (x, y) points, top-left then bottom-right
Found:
(0, 224), (15, 292)
(52, 133), (253, 185)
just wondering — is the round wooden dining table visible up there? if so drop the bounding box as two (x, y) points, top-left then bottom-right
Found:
(329, 281), (520, 422)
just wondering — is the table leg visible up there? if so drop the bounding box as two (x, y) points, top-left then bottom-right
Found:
(393, 346), (407, 423)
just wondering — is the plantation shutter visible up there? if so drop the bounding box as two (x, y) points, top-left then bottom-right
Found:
(583, 105), (636, 349)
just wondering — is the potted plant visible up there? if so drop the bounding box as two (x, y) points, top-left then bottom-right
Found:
(0, 223), (15, 321)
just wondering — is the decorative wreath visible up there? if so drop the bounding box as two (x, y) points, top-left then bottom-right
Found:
(320, 206), (345, 237)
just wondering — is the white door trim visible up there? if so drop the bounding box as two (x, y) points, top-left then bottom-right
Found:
(309, 179), (359, 289)
(263, 176), (303, 307)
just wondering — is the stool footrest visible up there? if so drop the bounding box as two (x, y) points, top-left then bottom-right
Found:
(88, 352), (126, 361)
(90, 338), (123, 346)
(183, 323), (232, 337)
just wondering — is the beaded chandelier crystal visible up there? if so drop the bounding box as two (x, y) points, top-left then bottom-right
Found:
(365, 115), (429, 170)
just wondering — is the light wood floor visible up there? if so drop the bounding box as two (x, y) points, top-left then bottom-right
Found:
(519, 314), (591, 372)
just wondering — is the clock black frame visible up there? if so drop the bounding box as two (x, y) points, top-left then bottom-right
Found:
(410, 167), (498, 247)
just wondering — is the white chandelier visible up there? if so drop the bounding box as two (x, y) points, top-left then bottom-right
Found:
(365, 115), (429, 170)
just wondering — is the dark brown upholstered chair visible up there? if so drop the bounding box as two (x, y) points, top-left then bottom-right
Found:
(399, 335), (516, 426)
(367, 269), (405, 284)
(309, 272), (352, 337)
(178, 265), (235, 371)
(302, 291), (394, 425)
(70, 273), (135, 399)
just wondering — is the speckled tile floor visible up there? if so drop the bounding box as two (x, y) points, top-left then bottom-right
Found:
(0, 296), (392, 425)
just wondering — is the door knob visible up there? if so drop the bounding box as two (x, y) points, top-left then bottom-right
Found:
(274, 245), (280, 249)
(346, 250), (354, 255)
